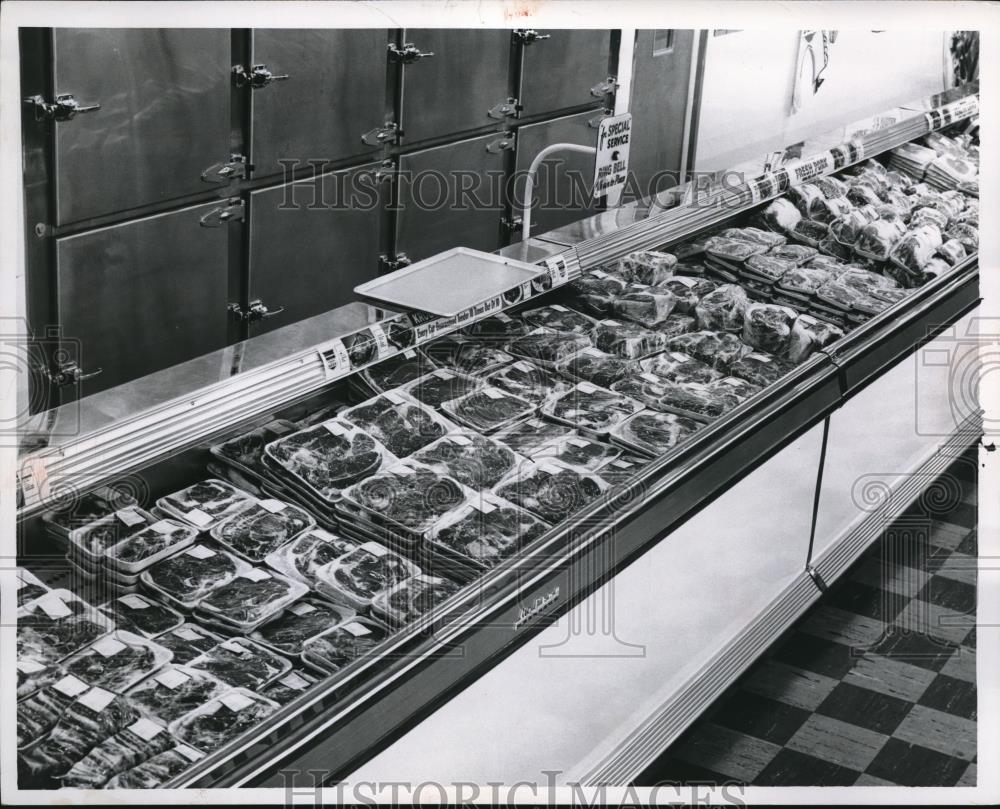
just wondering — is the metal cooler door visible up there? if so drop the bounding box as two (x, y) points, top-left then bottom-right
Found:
(54, 202), (231, 397)
(394, 132), (510, 263)
(399, 29), (512, 143)
(518, 30), (612, 117)
(51, 29), (231, 225)
(514, 110), (601, 239)
(247, 164), (382, 336)
(250, 29), (389, 180)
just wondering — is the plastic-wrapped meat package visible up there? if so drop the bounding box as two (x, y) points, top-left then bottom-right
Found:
(611, 373), (732, 421)
(462, 311), (530, 340)
(777, 265), (831, 297)
(68, 507), (156, 566)
(493, 417), (574, 457)
(104, 744), (204, 789)
(62, 631), (172, 694)
(569, 270), (627, 316)
(542, 382), (644, 437)
(888, 225), (944, 274)
(16, 569), (49, 607)
(261, 670), (318, 706)
(884, 257), (950, 290)
(909, 207), (949, 231)
(422, 334), (513, 376)
(104, 519), (200, 575)
(838, 267), (900, 297)
(372, 575), (462, 626)
(341, 391), (455, 458)
(935, 239), (967, 266)
(806, 255), (852, 275)
(785, 314), (847, 363)
(188, 638), (291, 690)
(655, 276), (714, 313)
(597, 453), (652, 486)
(611, 284), (678, 326)
(524, 432), (622, 472)
(817, 233), (854, 262)
(429, 495), (549, 569)
(60, 717), (175, 788)
(301, 618), (388, 673)
(884, 170), (914, 192)
(742, 303), (798, 354)
(211, 420), (297, 479)
(694, 284), (751, 333)
(610, 411), (702, 457)
(210, 499), (315, 563)
(360, 349), (438, 392)
(807, 194), (853, 225)
(313, 541), (420, 610)
(814, 176), (849, 198)
(556, 347), (640, 388)
(742, 254), (796, 283)
(18, 590), (112, 665)
(18, 674), (90, 749)
(727, 351), (794, 386)
(854, 218), (906, 261)
(141, 545), (250, 611)
(264, 529), (358, 586)
(769, 244), (818, 265)
(485, 359), (568, 404)
(639, 350), (722, 384)
(884, 189), (916, 220)
(495, 461), (609, 524)
(17, 657), (64, 701)
(249, 598), (355, 656)
(100, 594), (183, 639)
(708, 376), (762, 409)
(41, 485), (139, 541)
(126, 666), (229, 725)
(146, 624), (224, 667)
(790, 219), (829, 248)
(945, 223), (978, 254)
(719, 227), (787, 248)
(156, 479), (254, 531)
(847, 182), (884, 208)
(441, 386), (535, 433)
(410, 432), (521, 491)
(169, 689), (279, 752)
(506, 328), (592, 368)
(194, 568), (309, 632)
(592, 318), (668, 360)
(829, 209), (875, 246)
(760, 198), (802, 233)
(673, 258), (710, 276)
(655, 313), (697, 339)
(786, 183), (825, 216)
(704, 237), (767, 266)
(402, 369), (483, 409)
(616, 250), (678, 285)
(666, 331), (750, 371)
(521, 304), (598, 335)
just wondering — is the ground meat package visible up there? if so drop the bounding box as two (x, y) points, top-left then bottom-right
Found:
(667, 331), (750, 371)
(727, 351), (794, 386)
(484, 359), (569, 404)
(591, 318), (668, 359)
(556, 346), (641, 389)
(144, 623), (225, 667)
(505, 328), (592, 368)
(521, 304), (598, 335)
(410, 431), (523, 491)
(695, 284), (751, 333)
(610, 410), (702, 457)
(616, 250), (678, 285)
(264, 528), (358, 586)
(188, 638), (292, 691)
(372, 575), (462, 627)
(18, 589), (114, 665)
(249, 598), (356, 656)
(611, 284), (679, 327)
(210, 420), (298, 481)
(402, 368), (483, 409)
(18, 674), (90, 749)
(193, 567), (310, 632)
(209, 499), (315, 563)
(742, 303), (798, 354)
(340, 390), (457, 459)
(611, 373), (733, 422)
(422, 334), (514, 376)
(100, 593), (184, 639)
(541, 381), (644, 437)
(494, 459), (609, 524)
(441, 386), (536, 433)
(62, 631), (172, 694)
(314, 540), (420, 610)
(156, 479), (255, 532)
(141, 544), (251, 611)
(169, 688), (279, 752)
(785, 315), (847, 363)
(301, 617), (389, 674)
(126, 665), (229, 725)
(104, 519), (200, 575)
(104, 743), (205, 789)
(493, 417), (575, 457)
(360, 349), (438, 392)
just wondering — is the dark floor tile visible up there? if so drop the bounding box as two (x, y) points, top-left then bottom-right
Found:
(753, 748), (861, 786)
(869, 626), (958, 672)
(865, 738), (969, 786)
(773, 632), (858, 680)
(826, 581), (907, 622)
(918, 673), (977, 720)
(711, 692), (812, 746)
(636, 757), (745, 787)
(944, 502), (977, 529)
(966, 627), (976, 648)
(918, 576), (977, 614)
(956, 529), (977, 556)
(815, 681), (912, 735)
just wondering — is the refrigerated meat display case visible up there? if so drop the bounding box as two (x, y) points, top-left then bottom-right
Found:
(11, 83), (981, 791)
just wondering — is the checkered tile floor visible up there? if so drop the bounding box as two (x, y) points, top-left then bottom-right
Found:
(638, 453), (978, 787)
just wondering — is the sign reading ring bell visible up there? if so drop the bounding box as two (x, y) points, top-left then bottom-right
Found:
(593, 112), (632, 200)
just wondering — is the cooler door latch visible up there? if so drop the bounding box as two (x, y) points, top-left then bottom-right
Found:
(388, 43), (434, 64)
(485, 135), (515, 154)
(362, 122), (400, 147)
(199, 199), (245, 228)
(379, 253), (412, 273)
(24, 93), (101, 122)
(229, 300), (285, 323)
(513, 30), (551, 45)
(487, 98), (521, 120)
(232, 64), (290, 89)
(201, 154), (251, 184)
(590, 76), (620, 97)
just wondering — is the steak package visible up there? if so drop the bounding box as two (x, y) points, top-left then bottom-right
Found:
(313, 540), (420, 609)
(742, 303), (798, 354)
(728, 351), (794, 386)
(169, 688), (279, 752)
(769, 243), (819, 265)
(360, 349), (438, 392)
(210, 420), (298, 481)
(441, 386), (536, 433)
(494, 460), (609, 524)
(59, 717), (174, 788)
(18, 674), (90, 749)
(776, 265), (832, 297)
(936, 238), (968, 266)
(610, 411), (702, 457)
(521, 304), (598, 335)
(888, 224), (944, 274)
(261, 670), (318, 706)
(410, 432), (522, 491)
(68, 507), (157, 568)
(301, 618), (389, 673)
(667, 330), (750, 371)
(695, 284), (751, 332)
(719, 227), (787, 248)
(595, 453), (652, 486)
(854, 218), (906, 261)
(542, 381), (644, 437)
(400, 365), (484, 409)
(141, 545), (251, 611)
(786, 183), (825, 216)
(521, 431), (622, 472)
(340, 391), (456, 458)
(494, 417), (575, 457)
(156, 479), (255, 531)
(615, 250), (678, 285)
(62, 631), (172, 694)
(18, 589), (113, 665)
(209, 499), (315, 563)
(104, 519), (200, 575)
(249, 598), (356, 656)
(785, 314), (847, 363)
(126, 666), (229, 725)
(422, 334), (514, 376)
(17, 658), (66, 702)
(104, 743), (204, 789)
(506, 328), (592, 368)
(611, 284), (679, 327)
(655, 276), (715, 313)
(591, 318), (668, 359)
(188, 638), (292, 690)
(655, 312), (697, 340)
(264, 528), (358, 587)
(99, 594), (184, 639)
(742, 254), (796, 283)
(760, 198), (802, 232)
(569, 270), (627, 315)
(462, 311), (531, 340)
(16, 568), (49, 607)
(704, 237), (768, 264)
(41, 485), (139, 542)
(145, 621), (223, 665)
(194, 567), (310, 632)
(371, 575), (462, 627)
(909, 205), (950, 231)
(945, 222), (978, 253)
(611, 373), (732, 422)
(484, 359), (569, 404)
(264, 420), (399, 503)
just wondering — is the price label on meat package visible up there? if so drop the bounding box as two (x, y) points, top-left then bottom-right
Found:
(318, 339), (351, 379)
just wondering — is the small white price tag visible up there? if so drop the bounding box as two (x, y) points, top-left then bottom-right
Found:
(241, 568), (272, 582)
(185, 545), (216, 560)
(116, 508), (146, 528)
(54, 675), (89, 697)
(392, 464), (414, 476)
(640, 373), (660, 384)
(174, 626), (205, 641)
(78, 687), (116, 713)
(280, 672), (310, 689)
(323, 420), (347, 436)
(433, 369), (455, 380)
(221, 639), (247, 654)
(403, 349), (417, 359)
(551, 304), (568, 312)
(156, 668), (191, 690)
(478, 499), (498, 514)
(120, 595), (150, 610)
(129, 717), (166, 741)
(513, 361), (535, 372)
(92, 636), (128, 658)
(37, 593), (72, 619)
(568, 437), (590, 448)
(495, 312), (512, 323)
(370, 324), (391, 359)
(220, 691), (255, 712)
(149, 520), (176, 534)
(483, 388), (504, 399)
(289, 602), (316, 616)
(17, 658), (48, 675)
(342, 622), (372, 637)
(540, 463), (564, 476)
(612, 459), (635, 469)
(577, 382), (598, 394)
(385, 390), (406, 405)
(670, 352), (690, 362)
(449, 434), (472, 446)
(258, 499), (287, 514)
(362, 541), (388, 557)
(185, 508), (213, 528)
(176, 744), (204, 762)
(747, 353), (773, 362)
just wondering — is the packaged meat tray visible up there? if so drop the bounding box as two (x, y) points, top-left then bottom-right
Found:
(18, 674), (90, 749)
(126, 665), (229, 725)
(261, 670), (318, 706)
(694, 284), (751, 333)
(506, 328), (592, 368)
(494, 460), (610, 524)
(371, 575), (462, 627)
(493, 417), (575, 457)
(521, 304), (598, 335)
(888, 224), (944, 274)
(569, 270), (627, 315)
(313, 540), (420, 610)
(769, 244), (818, 265)
(789, 219), (829, 248)
(814, 175), (849, 199)
(402, 368), (483, 409)
(340, 390), (456, 459)
(639, 350), (722, 384)
(59, 716), (175, 788)
(100, 593), (184, 639)
(249, 598), (356, 656)
(462, 311), (530, 340)
(410, 431), (522, 491)
(903, 206), (946, 233)
(853, 218), (906, 261)
(611, 284), (679, 327)
(169, 688), (280, 753)
(104, 743), (205, 789)
(776, 265), (831, 297)
(193, 567), (310, 632)
(422, 334), (514, 376)
(615, 250), (678, 285)
(611, 373), (732, 422)
(264, 419), (399, 504)
(210, 420), (298, 481)
(541, 381), (644, 437)
(61, 631), (172, 694)
(742, 254), (796, 283)
(264, 528), (358, 587)
(591, 318), (668, 360)
(156, 479), (254, 532)
(441, 386), (536, 433)
(760, 197), (802, 233)
(946, 222), (978, 253)
(704, 237), (768, 265)
(728, 351), (794, 386)
(807, 194), (853, 225)
(427, 493), (549, 571)
(153, 623), (226, 666)
(742, 303), (798, 354)
(656, 275), (716, 312)
(610, 410), (702, 457)
(719, 227), (787, 248)
(140, 544), (251, 612)
(484, 359), (568, 404)
(105, 518), (200, 575)
(360, 348), (438, 392)
(597, 453), (652, 486)
(786, 183), (825, 216)
(209, 499), (315, 563)
(188, 638), (292, 690)
(17, 657), (64, 701)
(16, 568), (49, 606)
(301, 617), (389, 674)
(654, 313), (697, 340)
(709, 376), (762, 409)
(556, 346), (640, 390)
(666, 330), (750, 371)
(936, 239), (968, 266)
(68, 507), (157, 568)
(41, 485), (139, 542)
(18, 589), (113, 665)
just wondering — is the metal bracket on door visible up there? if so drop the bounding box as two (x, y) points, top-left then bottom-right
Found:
(512, 30), (551, 45)
(201, 154), (251, 184)
(374, 160), (396, 183)
(487, 98), (521, 120)
(379, 253), (412, 274)
(199, 200), (245, 228)
(387, 43), (434, 64)
(590, 77), (620, 97)
(23, 94), (101, 122)
(587, 109), (613, 128)
(34, 359), (103, 388)
(228, 300), (285, 323)
(232, 64), (290, 89)
(362, 122), (400, 147)
(485, 135), (515, 154)
(501, 216), (523, 236)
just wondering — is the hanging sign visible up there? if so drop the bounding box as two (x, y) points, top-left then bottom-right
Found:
(592, 113), (632, 199)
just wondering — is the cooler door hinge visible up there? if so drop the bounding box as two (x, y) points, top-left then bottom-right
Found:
(387, 43), (434, 64)
(228, 299), (285, 323)
(485, 134), (515, 154)
(587, 108), (613, 128)
(199, 199), (245, 228)
(513, 30), (551, 46)
(201, 154), (251, 184)
(590, 76), (620, 97)
(23, 93), (101, 122)
(379, 253), (412, 273)
(232, 64), (290, 89)
(362, 122), (400, 147)
(487, 98), (520, 120)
